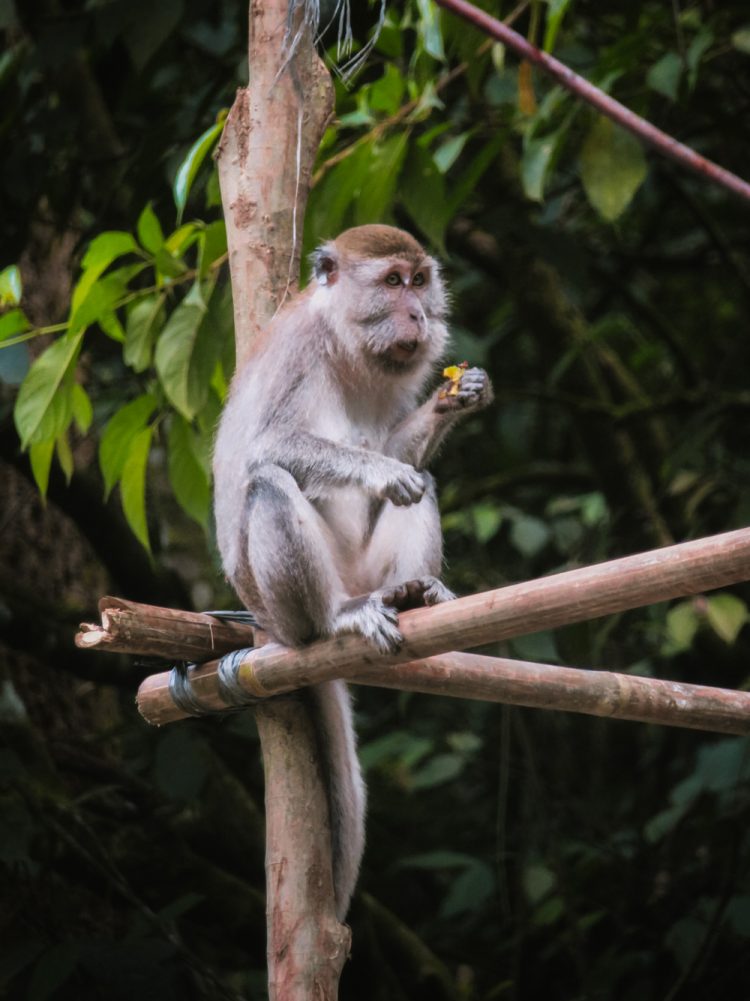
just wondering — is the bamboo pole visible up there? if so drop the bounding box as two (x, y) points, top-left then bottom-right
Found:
(76, 596), (258, 659)
(134, 527), (750, 725)
(353, 652), (750, 736)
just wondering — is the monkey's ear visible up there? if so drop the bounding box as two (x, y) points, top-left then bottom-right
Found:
(312, 244), (339, 286)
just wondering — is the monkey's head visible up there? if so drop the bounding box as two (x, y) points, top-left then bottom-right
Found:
(311, 225), (449, 374)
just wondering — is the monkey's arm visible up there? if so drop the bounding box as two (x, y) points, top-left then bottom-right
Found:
(257, 431), (427, 506)
(384, 367), (493, 469)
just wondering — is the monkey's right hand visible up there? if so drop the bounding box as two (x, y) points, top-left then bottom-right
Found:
(376, 460), (427, 506)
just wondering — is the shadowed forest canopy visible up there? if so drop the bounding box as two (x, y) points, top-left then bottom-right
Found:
(2, 1), (750, 998)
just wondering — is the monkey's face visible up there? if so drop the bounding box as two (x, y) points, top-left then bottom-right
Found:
(346, 257), (446, 372)
(312, 226), (449, 376)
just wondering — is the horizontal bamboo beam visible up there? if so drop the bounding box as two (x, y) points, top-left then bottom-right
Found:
(76, 596), (259, 659)
(134, 527), (750, 725)
(353, 652), (750, 736)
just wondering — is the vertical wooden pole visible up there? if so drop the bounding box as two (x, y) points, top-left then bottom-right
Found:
(215, 4), (348, 996)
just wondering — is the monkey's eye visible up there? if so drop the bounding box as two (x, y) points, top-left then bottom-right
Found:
(412, 272), (426, 287)
(385, 272), (402, 287)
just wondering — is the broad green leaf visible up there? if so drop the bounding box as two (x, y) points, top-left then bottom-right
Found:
(71, 263), (146, 337)
(0, 308), (29, 341)
(354, 133), (409, 226)
(168, 415), (211, 529)
(471, 502), (502, 543)
(579, 115), (648, 221)
(523, 863), (556, 903)
(165, 223), (199, 256)
(369, 64), (405, 115)
(71, 384), (93, 434)
(647, 52), (682, 101)
(706, 594), (748, 645)
(400, 146), (448, 250)
(663, 600), (699, 655)
(198, 220), (228, 278)
(411, 753), (463, 790)
(0, 264), (22, 305)
(441, 862), (494, 918)
(433, 131), (472, 174)
(71, 232), (139, 320)
(306, 141), (376, 240)
(155, 283), (219, 420)
(687, 26), (713, 90)
(416, 0), (445, 61)
(120, 425), (154, 552)
(447, 133), (506, 216)
(521, 134), (558, 202)
(13, 329), (84, 446)
(29, 439), (55, 497)
(732, 28), (750, 55)
(154, 247), (189, 280)
(542, 0), (572, 52)
(137, 202), (165, 254)
(55, 432), (73, 483)
(173, 118), (226, 221)
(510, 514), (550, 557)
(99, 393), (158, 498)
(124, 294), (164, 372)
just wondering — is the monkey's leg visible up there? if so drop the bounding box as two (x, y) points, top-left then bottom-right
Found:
(240, 463), (403, 653)
(363, 475), (456, 610)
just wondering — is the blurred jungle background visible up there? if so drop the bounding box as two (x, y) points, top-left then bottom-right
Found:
(2, 1), (750, 998)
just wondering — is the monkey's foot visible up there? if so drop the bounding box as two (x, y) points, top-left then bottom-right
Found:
(333, 594), (403, 655)
(379, 576), (456, 610)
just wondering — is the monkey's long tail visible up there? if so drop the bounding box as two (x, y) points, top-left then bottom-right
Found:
(308, 679), (366, 921)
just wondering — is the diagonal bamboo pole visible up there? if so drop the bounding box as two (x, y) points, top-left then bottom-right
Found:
(132, 526), (750, 725)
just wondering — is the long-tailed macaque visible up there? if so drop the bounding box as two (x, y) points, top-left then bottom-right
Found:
(213, 225), (493, 919)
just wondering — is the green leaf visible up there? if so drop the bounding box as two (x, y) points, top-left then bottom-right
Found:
(369, 64), (406, 115)
(441, 861), (494, 918)
(411, 753), (464, 790)
(120, 425), (154, 552)
(647, 52), (683, 101)
(173, 118), (226, 221)
(686, 26), (713, 89)
(168, 415), (211, 529)
(542, 0), (572, 52)
(471, 502), (503, 544)
(55, 432), (74, 483)
(510, 514), (550, 557)
(0, 308), (29, 341)
(99, 393), (158, 498)
(579, 115), (648, 221)
(71, 232), (140, 321)
(416, 0), (445, 61)
(155, 283), (219, 420)
(521, 134), (559, 202)
(354, 133), (409, 226)
(13, 329), (84, 447)
(198, 220), (228, 278)
(125, 294), (164, 372)
(433, 131), (472, 174)
(447, 133), (506, 216)
(400, 146), (448, 250)
(71, 384), (93, 434)
(0, 264), (22, 305)
(662, 600), (699, 656)
(732, 28), (750, 55)
(137, 202), (165, 254)
(28, 439), (55, 497)
(706, 594), (748, 645)
(523, 863), (556, 903)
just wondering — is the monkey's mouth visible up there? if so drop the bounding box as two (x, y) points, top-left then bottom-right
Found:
(385, 339), (421, 365)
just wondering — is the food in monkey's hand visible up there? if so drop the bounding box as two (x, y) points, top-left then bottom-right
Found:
(438, 361), (469, 399)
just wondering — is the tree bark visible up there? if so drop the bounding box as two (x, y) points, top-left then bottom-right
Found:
(214, 1), (345, 997)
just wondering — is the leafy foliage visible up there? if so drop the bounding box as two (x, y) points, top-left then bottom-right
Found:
(2, 1), (750, 999)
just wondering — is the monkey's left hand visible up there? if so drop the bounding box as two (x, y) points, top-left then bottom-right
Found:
(434, 367), (493, 414)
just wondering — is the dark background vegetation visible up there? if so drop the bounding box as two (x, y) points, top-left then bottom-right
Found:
(2, 1), (750, 998)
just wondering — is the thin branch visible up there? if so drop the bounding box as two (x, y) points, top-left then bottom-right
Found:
(434, 0), (750, 204)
